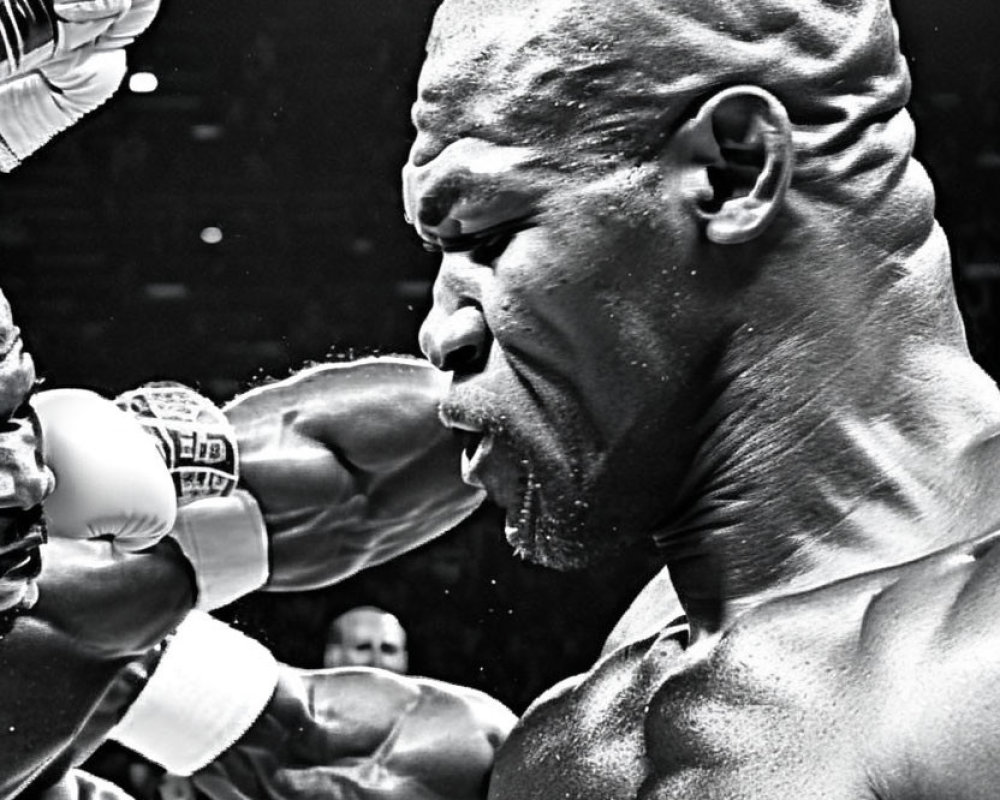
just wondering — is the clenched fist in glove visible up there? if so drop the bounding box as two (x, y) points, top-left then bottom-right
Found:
(0, 0), (161, 171)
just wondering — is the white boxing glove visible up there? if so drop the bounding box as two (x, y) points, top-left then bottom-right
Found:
(0, 0), (161, 171)
(33, 388), (177, 552)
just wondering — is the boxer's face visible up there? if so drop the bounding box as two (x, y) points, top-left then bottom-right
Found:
(324, 611), (408, 673)
(0, 408), (51, 613)
(0, 337), (53, 612)
(406, 11), (728, 569)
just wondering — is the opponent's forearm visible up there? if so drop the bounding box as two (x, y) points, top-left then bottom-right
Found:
(1, 539), (193, 799)
(193, 667), (515, 800)
(223, 358), (483, 592)
(35, 537), (195, 656)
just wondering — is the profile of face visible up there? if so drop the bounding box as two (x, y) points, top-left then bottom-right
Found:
(0, 506), (45, 614)
(0, 296), (53, 612)
(323, 607), (409, 673)
(405, 0), (910, 570)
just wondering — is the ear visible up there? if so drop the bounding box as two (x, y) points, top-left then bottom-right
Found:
(675, 86), (794, 245)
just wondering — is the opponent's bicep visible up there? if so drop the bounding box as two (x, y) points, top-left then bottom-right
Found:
(193, 667), (515, 800)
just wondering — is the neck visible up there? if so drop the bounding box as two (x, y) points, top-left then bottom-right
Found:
(660, 224), (1000, 639)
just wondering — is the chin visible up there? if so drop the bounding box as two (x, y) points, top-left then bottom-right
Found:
(503, 486), (633, 571)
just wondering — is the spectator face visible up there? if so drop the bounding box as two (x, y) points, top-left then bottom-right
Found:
(324, 608), (409, 673)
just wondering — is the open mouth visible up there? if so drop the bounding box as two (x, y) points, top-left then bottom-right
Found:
(444, 408), (541, 547)
(442, 413), (489, 489)
(460, 431), (489, 489)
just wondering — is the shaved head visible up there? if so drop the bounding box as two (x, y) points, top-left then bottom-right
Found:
(412, 0), (913, 193)
(405, 0), (949, 571)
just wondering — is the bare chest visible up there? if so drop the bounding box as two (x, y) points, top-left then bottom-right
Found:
(490, 617), (878, 800)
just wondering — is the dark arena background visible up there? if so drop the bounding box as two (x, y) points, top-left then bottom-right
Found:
(2, 0), (999, 748)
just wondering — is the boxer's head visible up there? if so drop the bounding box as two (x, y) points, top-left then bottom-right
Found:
(406, 0), (936, 569)
(323, 606), (408, 674)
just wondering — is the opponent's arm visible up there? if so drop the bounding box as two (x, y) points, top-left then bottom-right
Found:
(192, 666), (515, 800)
(0, 537), (193, 800)
(37, 769), (147, 800)
(223, 357), (483, 591)
(1, 386), (199, 800)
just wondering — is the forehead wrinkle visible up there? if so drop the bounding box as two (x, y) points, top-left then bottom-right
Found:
(413, 0), (914, 192)
(413, 13), (674, 171)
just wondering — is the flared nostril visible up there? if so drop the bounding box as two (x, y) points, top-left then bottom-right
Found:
(442, 343), (485, 374)
(421, 305), (491, 374)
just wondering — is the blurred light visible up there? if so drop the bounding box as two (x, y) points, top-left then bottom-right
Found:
(350, 237), (375, 256)
(144, 283), (189, 301)
(128, 72), (159, 94)
(191, 124), (225, 141)
(395, 280), (432, 300)
(200, 226), (224, 245)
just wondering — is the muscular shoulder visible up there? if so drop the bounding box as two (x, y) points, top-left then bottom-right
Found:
(593, 533), (1000, 799)
(710, 531), (1000, 798)
(853, 530), (1000, 798)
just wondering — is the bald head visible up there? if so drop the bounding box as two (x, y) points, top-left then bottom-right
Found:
(403, 0), (954, 572)
(413, 0), (912, 190)
(324, 606), (409, 674)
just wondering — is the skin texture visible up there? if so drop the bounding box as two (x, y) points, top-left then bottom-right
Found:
(192, 667), (516, 800)
(404, 0), (1000, 797)
(324, 606), (409, 673)
(224, 357), (484, 591)
(0, 354), (492, 800)
(1, 538), (194, 800)
(9, 0), (1000, 796)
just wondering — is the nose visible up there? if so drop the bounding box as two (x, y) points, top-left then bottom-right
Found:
(420, 304), (491, 374)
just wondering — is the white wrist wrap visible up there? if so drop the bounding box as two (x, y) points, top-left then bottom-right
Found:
(111, 611), (279, 776)
(169, 490), (269, 611)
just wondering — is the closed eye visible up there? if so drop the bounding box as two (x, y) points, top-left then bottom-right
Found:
(420, 216), (536, 264)
(469, 230), (514, 265)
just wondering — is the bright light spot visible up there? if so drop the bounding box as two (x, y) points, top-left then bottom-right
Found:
(200, 226), (223, 245)
(128, 72), (159, 94)
(191, 124), (224, 141)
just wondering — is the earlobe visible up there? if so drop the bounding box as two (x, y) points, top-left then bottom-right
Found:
(677, 86), (794, 245)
